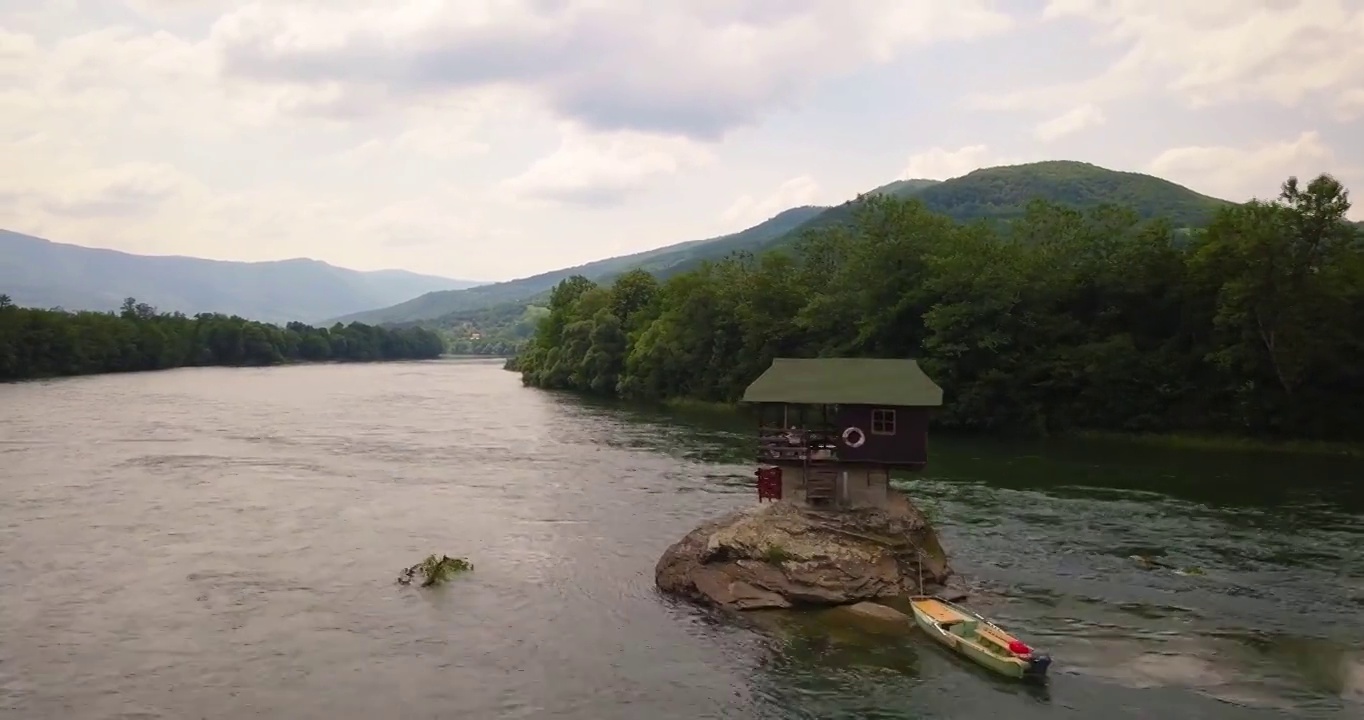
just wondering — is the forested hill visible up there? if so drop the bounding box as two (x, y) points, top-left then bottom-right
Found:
(914, 161), (1229, 225)
(777, 161), (1230, 242)
(338, 161), (1237, 327)
(0, 296), (446, 382)
(512, 173), (1364, 444)
(0, 230), (482, 324)
(330, 205), (828, 325)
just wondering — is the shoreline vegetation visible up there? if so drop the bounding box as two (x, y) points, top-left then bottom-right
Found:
(658, 397), (1364, 457)
(509, 173), (1364, 451)
(0, 296), (445, 382)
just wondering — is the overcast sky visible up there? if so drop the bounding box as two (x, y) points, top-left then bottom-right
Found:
(3, 0), (1361, 282)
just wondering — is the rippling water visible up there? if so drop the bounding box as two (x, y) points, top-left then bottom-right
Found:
(1, 359), (1361, 719)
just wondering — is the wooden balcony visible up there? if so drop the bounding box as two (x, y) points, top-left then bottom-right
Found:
(758, 426), (841, 463)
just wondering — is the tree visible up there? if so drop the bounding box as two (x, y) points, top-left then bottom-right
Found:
(510, 173), (1364, 442)
(0, 297), (448, 382)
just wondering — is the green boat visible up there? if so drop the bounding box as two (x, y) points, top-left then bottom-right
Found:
(909, 595), (1052, 680)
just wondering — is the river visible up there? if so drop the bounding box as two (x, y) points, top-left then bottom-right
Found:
(1, 358), (1360, 719)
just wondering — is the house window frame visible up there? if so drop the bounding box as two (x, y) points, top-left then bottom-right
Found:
(870, 408), (896, 435)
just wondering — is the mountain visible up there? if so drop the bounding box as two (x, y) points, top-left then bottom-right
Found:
(0, 230), (483, 324)
(330, 205), (828, 325)
(334, 160), (1237, 326)
(865, 178), (941, 196)
(910, 161), (1230, 226)
(779, 161), (1231, 244)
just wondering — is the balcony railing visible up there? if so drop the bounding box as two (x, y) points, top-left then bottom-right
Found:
(759, 426), (841, 463)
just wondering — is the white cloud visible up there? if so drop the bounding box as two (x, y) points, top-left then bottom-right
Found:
(1035, 103), (1105, 142)
(334, 93), (510, 166)
(498, 124), (715, 206)
(36, 162), (201, 219)
(987, 0), (1364, 118)
(3, 1), (1362, 288)
(1336, 88), (1364, 122)
(722, 175), (823, 226)
(207, 0), (1015, 138)
(0, 1), (1027, 281)
(1146, 130), (1351, 205)
(900, 145), (1027, 180)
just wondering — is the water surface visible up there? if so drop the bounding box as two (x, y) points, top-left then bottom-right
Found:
(1, 359), (1360, 718)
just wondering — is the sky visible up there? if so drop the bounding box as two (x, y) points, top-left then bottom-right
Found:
(2, 0), (1362, 283)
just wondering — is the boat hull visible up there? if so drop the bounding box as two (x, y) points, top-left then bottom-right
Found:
(909, 596), (1050, 681)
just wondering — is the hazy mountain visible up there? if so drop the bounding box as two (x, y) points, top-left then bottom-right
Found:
(330, 205), (828, 325)
(0, 230), (483, 324)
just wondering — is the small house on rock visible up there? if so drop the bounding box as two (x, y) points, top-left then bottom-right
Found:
(742, 358), (944, 509)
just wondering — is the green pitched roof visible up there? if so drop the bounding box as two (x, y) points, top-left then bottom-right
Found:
(741, 358), (943, 407)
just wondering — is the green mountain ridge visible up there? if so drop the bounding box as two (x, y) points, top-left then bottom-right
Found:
(328, 205), (828, 325)
(341, 160), (1235, 327)
(0, 230), (483, 324)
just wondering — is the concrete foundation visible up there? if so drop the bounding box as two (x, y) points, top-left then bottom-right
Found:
(772, 464), (892, 509)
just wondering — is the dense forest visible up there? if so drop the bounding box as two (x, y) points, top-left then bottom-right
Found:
(381, 301), (546, 356)
(0, 296), (446, 382)
(340, 161), (1230, 327)
(512, 173), (1364, 442)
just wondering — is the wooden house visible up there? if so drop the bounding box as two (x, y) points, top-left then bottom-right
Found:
(741, 358), (944, 509)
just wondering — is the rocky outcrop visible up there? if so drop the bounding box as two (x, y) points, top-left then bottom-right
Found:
(843, 601), (913, 623)
(655, 491), (952, 611)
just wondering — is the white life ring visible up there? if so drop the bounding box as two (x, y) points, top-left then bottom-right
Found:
(842, 426), (866, 448)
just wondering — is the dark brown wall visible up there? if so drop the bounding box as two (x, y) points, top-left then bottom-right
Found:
(833, 404), (929, 467)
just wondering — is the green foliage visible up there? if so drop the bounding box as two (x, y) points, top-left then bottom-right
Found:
(417, 554), (474, 585)
(342, 161), (1229, 326)
(335, 207), (826, 325)
(0, 296), (446, 382)
(511, 174), (1364, 442)
(408, 301), (549, 356)
(399, 554), (475, 587)
(762, 544), (794, 564)
(911, 160), (1229, 226)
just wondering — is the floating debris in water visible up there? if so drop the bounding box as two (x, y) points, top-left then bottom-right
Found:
(398, 554), (474, 587)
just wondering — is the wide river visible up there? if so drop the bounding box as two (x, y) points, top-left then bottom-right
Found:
(1, 359), (1361, 719)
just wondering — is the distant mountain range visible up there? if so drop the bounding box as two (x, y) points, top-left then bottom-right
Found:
(337, 160), (1235, 326)
(328, 204), (828, 325)
(0, 230), (483, 324)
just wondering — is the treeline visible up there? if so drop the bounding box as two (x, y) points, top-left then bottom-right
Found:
(447, 337), (522, 356)
(0, 296), (446, 382)
(512, 174), (1364, 442)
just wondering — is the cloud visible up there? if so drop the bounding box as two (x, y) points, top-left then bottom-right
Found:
(37, 162), (199, 219)
(497, 124), (715, 207)
(900, 145), (1027, 180)
(722, 175), (823, 226)
(208, 0), (1016, 139)
(1146, 130), (1346, 204)
(5, 1), (1362, 286)
(1035, 103), (1105, 142)
(982, 0), (1364, 119)
(334, 94), (505, 166)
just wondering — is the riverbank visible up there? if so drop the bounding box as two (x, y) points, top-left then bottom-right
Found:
(3, 356), (451, 384)
(1071, 430), (1364, 458)
(657, 397), (1364, 458)
(0, 298), (444, 382)
(512, 187), (1364, 450)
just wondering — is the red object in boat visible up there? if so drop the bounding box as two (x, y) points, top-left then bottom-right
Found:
(1008, 640), (1032, 656)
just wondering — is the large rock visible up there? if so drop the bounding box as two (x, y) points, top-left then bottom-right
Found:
(655, 491), (952, 611)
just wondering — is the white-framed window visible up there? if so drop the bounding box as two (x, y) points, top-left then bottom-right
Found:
(870, 408), (896, 435)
